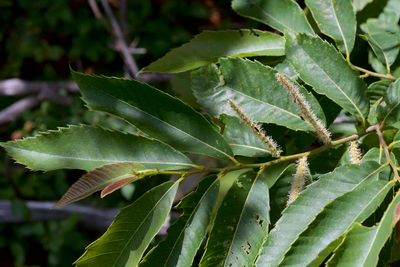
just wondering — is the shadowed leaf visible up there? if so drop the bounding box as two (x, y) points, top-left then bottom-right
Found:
(72, 71), (233, 160)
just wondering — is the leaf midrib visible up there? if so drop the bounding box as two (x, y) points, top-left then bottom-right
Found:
(7, 147), (193, 167)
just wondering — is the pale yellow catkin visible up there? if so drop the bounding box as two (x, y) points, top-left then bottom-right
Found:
(287, 156), (309, 204)
(349, 141), (362, 165)
(275, 72), (332, 145)
(228, 99), (282, 157)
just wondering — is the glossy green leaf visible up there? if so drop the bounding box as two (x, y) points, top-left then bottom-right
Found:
(255, 161), (386, 267)
(141, 30), (284, 73)
(200, 171), (269, 267)
(378, 75), (400, 127)
(285, 31), (370, 127)
(360, 19), (400, 68)
(191, 57), (326, 133)
(75, 181), (179, 267)
(232, 0), (314, 35)
(0, 125), (193, 172)
(276, 180), (393, 267)
(72, 71), (233, 160)
(306, 0), (356, 56)
(53, 162), (146, 208)
(139, 175), (219, 267)
(221, 114), (272, 157)
(327, 189), (400, 267)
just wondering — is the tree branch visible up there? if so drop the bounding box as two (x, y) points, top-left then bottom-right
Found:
(0, 200), (173, 234)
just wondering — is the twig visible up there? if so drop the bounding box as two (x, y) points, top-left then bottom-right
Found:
(374, 124), (400, 181)
(100, 0), (139, 77)
(351, 63), (397, 81)
(88, 0), (112, 34)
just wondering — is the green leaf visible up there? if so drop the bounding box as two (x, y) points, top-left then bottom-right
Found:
(141, 30), (284, 73)
(232, 0), (314, 35)
(305, 0), (356, 56)
(327, 189), (400, 267)
(255, 162), (386, 266)
(366, 80), (393, 104)
(378, 78), (400, 127)
(75, 181), (178, 267)
(221, 114), (272, 157)
(71, 71), (233, 160)
(356, 0), (388, 25)
(200, 171), (269, 267)
(0, 125), (193, 172)
(276, 180), (393, 267)
(378, 0), (400, 25)
(139, 175), (219, 267)
(360, 19), (400, 68)
(284, 31), (370, 127)
(52, 162), (146, 209)
(191, 57), (325, 133)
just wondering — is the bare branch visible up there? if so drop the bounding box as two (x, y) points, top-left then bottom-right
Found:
(101, 0), (139, 77)
(88, 0), (112, 33)
(0, 200), (173, 234)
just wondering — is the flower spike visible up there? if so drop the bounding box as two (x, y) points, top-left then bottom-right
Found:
(348, 141), (362, 165)
(275, 72), (332, 145)
(287, 156), (309, 204)
(228, 99), (282, 157)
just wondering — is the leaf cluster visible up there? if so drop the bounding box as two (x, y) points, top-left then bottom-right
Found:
(3, 0), (400, 266)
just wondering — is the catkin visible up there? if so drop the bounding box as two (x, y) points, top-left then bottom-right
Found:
(287, 156), (309, 204)
(228, 99), (282, 157)
(275, 72), (332, 145)
(348, 141), (362, 165)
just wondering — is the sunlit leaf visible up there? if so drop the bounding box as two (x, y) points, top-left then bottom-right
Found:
(191, 57), (325, 133)
(75, 181), (178, 267)
(200, 171), (269, 267)
(285, 30), (370, 127)
(232, 0), (314, 34)
(139, 175), (219, 267)
(0, 125), (193, 172)
(255, 162), (386, 266)
(276, 180), (393, 266)
(141, 30), (284, 73)
(327, 189), (400, 266)
(72, 71), (234, 160)
(306, 0), (356, 56)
